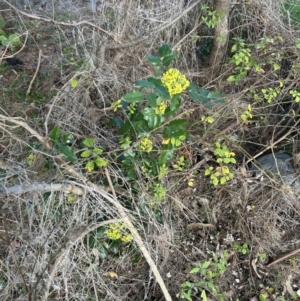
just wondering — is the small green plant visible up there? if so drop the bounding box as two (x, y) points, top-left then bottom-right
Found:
(201, 5), (225, 29)
(177, 251), (228, 301)
(227, 38), (264, 84)
(80, 138), (108, 172)
(261, 86), (280, 103)
(289, 89), (300, 102)
(110, 44), (226, 202)
(49, 125), (77, 163)
(205, 142), (236, 185)
(0, 17), (22, 52)
(258, 252), (267, 261)
(232, 243), (248, 255)
(173, 155), (187, 171)
(241, 104), (253, 124)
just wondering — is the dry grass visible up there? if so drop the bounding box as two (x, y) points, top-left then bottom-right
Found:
(1, 0), (300, 300)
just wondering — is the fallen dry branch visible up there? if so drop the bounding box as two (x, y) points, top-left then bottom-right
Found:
(266, 246), (300, 268)
(0, 182), (83, 195)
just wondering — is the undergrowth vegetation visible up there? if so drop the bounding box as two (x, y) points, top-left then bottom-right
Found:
(1, 0), (300, 300)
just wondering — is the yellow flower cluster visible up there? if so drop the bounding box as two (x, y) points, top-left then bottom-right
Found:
(161, 68), (190, 96)
(140, 137), (153, 153)
(155, 101), (167, 115)
(105, 222), (133, 243)
(111, 99), (122, 112)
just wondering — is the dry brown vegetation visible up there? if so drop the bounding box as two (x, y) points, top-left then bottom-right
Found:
(1, 0), (300, 300)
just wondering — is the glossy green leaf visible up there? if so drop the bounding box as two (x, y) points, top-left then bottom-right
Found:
(167, 119), (187, 131)
(147, 55), (162, 66)
(162, 52), (176, 67)
(109, 117), (124, 127)
(158, 44), (172, 58)
(62, 133), (74, 144)
(188, 84), (225, 109)
(122, 90), (144, 103)
(134, 79), (155, 88)
(57, 144), (78, 163)
(49, 125), (61, 142)
(147, 93), (157, 108)
(83, 137), (95, 147)
(170, 94), (181, 110)
(155, 84), (170, 100)
(142, 107), (163, 128)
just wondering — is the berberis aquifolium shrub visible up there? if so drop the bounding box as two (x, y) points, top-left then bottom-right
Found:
(110, 44), (230, 203)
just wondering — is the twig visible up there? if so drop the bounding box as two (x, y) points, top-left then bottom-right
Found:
(0, 182), (83, 195)
(27, 49), (42, 95)
(0, 114), (49, 146)
(266, 246), (300, 268)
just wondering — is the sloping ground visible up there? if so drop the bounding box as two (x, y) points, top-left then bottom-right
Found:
(1, 0), (300, 300)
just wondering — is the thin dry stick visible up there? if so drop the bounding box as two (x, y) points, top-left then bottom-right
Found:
(0, 114), (48, 146)
(266, 246), (300, 268)
(27, 49), (42, 95)
(40, 219), (123, 301)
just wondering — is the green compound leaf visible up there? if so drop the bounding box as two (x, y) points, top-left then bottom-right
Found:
(158, 44), (172, 58)
(81, 150), (92, 158)
(134, 79), (155, 88)
(147, 55), (162, 66)
(158, 44), (176, 67)
(122, 90), (144, 103)
(188, 84), (225, 109)
(142, 107), (163, 128)
(57, 144), (78, 163)
(83, 137), (95, 147)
